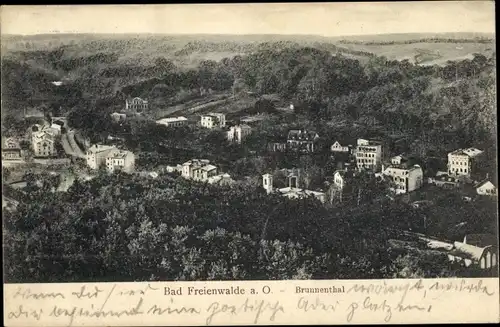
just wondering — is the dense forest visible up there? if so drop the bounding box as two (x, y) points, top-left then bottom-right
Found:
(4, 169), (496, 282)
(1, 37), (497, 282)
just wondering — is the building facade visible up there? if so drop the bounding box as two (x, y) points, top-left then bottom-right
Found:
(227, 125), (252, 144)
(383, 164), (424, 194)
(32, 131), (56, 157)
(287, 130), (319, 153)
(86, 144), (117, 170)
(201, 113), (226, 129)
(2, 137), (22, 160)
(125, 97), (148, 113)
(156, 117), (188, 128)
(447, 148), (483, 177)
(354, 139), (383, 172)
(476, 181), (497, 196)
(105, 149), (135, 173)
(330, 141), (351, 153)
(262, 173), (326, 203)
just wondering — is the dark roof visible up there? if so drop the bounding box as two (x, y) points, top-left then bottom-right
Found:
(287, 130), (318, 141)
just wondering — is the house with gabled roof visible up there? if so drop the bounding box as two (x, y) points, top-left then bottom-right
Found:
(475, 180), (497, 196)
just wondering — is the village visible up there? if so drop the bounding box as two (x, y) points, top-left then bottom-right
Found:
(2, 93), (498, 274)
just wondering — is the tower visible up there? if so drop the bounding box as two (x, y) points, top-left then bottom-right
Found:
(262, 174), (273, 194)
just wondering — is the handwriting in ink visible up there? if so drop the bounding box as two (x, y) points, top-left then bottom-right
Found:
(117, 283), (159, 296)
(205, 298), (284, 325)
(428, 279), (494, 296)
(297, 297), (340, 312)
(13, 287), (65, 300)
(7, 305), (43, 321)
(147, 298), (200, 315)
(346, 296), (434, 323)
(50, 297), (144, 326)
(347, 279), (424, 307)
(71, 285), (104, 299)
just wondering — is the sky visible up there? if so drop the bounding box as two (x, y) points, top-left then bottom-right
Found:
(0, 2), (495, 36)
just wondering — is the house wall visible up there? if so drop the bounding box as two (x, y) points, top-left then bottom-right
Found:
(356, 145), (382, 171)
(477, 184), (497, 196)
(34, 139), (55, 157)
(448, 153), (471, 176)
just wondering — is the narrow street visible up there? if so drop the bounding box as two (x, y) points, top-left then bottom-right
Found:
(61, 130), (86, 158)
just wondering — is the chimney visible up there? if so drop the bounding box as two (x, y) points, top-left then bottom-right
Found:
(263, 174), (273, 194)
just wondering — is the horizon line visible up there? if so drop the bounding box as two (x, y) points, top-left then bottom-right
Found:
(3, 31), (495, 38)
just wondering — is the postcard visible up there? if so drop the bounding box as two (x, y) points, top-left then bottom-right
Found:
(1, 2), (498, 326)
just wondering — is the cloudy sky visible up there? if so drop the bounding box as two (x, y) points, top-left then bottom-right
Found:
(1, 2), (495, 36)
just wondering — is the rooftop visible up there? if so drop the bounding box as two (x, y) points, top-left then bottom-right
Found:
(203, 112), (225, 118)
(183, 159), (210, 166)
(157, 116), (188, 123)
(201, 164), (217, 172)
(475, 180), (496, 189)
(278, 187), (325, 197)
(450, 241), (487, 261)
(87, 144), (116, 154)
(450, 148), (483, 157)
(287, 129), (318, 141)
(107, 149), (132, 159)
(357, 138), (382, 146)
(384, 163), (421, 172)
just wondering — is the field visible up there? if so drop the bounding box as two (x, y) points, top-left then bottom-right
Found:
(339, 41), (495, 65)
(2, 32), (495, 69)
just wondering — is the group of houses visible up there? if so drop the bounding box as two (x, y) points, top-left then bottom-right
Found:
(263, 132), (496, 201)
(156, 112), (252, 144)
(328, 137), (496, 197)
(86, 144), (135, 173)
(2, 119), (67, 162)
(110, 97), (149, 122)
(165, 158), (234, 185)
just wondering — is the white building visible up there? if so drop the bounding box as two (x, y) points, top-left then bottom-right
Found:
(447, 148), (483, 177)
(157, 117), (188, 128)
(354, 139), (383, 172)
(32, 131), (56, 157)
(105, 149), (135, 173)
(126, 97), (148, 113)
(227, 125), (252, 144)
(49, 123), (62, 136)
(201, 113), (226, 129)
(262, 173), (326, 203)
(391, 154), (408, 165)
(181, 159), (218, 181)
(287, 130), (319, 153)
(475, 180), (497, 196)
(383, 164), (424, 194)
(333, 170), (355, 191)
(86, 145), (117, 170)
(330, 141), (351, 153)
(180, 159), (233, 184)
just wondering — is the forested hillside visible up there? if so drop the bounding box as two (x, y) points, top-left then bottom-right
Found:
(2, 34), (497, 282)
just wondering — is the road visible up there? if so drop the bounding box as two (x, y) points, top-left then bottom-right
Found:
(61, 130), (86, 159)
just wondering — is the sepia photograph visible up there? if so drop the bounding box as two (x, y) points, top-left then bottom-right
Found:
(1, 2), (498, 288)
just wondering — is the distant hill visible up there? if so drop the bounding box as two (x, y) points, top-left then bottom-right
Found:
(2, 32), (494, 66)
